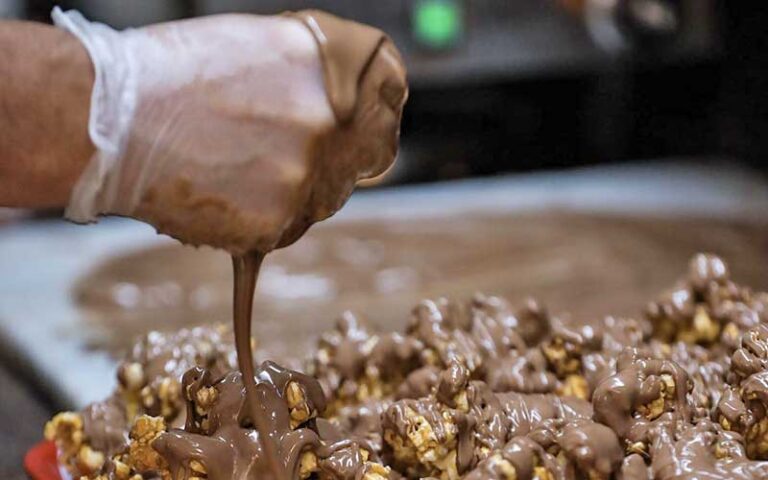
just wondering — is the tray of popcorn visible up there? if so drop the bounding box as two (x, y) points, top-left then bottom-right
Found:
(37, 253), (768, 479)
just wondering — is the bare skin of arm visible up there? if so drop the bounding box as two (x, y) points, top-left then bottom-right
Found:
(0, 21), (94, 208)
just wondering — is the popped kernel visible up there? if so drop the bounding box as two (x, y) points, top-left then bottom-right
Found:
(189, 459), (207, 476)
(299, 451), (318, 479)
(44, 412), (84, 460)
(75, 445), (105, 475)
(557, 374), (589, 400)
(124, 415), (169, 475)
(534, 466), (554, 480)
(194, 386), (218, 413)
(720, 417), (732, 431)
(384, 404), (459, 479)
(361, 462), (393, 480)
(486, 453), (517, 480)
(112, 458), (131, 480)
(286, 381), (316, 429)
(626, 442), (647, 457)
(746, 417), (768, 459)
(119, 362), (146, 391)
(541, 337), (581, 378)
(677, 306), (720, 344)
(722, 322), (741, 344)
(637, 374), (676, 421)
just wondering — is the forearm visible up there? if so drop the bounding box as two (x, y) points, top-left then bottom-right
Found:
(0, 21), (94, 208)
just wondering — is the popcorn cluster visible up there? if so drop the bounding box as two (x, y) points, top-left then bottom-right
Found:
(47, 254), (768, 479)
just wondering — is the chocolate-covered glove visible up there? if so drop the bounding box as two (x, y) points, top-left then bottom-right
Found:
(54, 7), (407, 254)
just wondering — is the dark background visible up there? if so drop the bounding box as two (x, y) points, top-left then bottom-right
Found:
(18, 0), (768, 181)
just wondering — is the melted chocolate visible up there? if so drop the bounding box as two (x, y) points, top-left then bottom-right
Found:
(54, 253), (768, 479)
(81, 394), (129, 457)
(290, 10), (390, 125)
(42, 11), (768, 476)
(171, 9), (407, 478)
(231, 252), (285, 478)
(153, 363), (329, 480)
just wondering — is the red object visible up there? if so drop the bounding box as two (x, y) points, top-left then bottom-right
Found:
(24, 441), (62, 480)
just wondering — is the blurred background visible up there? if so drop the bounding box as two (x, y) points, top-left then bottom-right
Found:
(8, 0), (768, 174)
(3, 1), (768, 477)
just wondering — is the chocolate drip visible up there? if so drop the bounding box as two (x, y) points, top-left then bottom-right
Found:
(217, 10), (406, 475)
(290, 10), (389, 124)
(231, 252), (285, 479)
(81, 394), (129, 457)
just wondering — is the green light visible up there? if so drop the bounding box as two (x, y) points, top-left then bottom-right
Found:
(413, 0), (462, 49)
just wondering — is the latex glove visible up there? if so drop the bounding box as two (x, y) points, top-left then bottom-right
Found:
(53, 8), (407, 255)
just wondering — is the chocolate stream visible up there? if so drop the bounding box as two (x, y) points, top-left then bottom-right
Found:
(232, 252), (285, 479)
(226, 10), (396, 479)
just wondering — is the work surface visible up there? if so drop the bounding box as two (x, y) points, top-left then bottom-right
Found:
(2, 161), (768, 476)
(76, 213), (768, 355)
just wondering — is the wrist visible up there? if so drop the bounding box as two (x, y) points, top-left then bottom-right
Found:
(54, 29), (96, 205)
(0, 21), (95, 208)
(53, 7), (137, 222)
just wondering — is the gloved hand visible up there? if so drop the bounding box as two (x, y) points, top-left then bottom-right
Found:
(53, 7), (407, 255)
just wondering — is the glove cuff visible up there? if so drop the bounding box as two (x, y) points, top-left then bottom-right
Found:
(52, 7), (137, 222)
